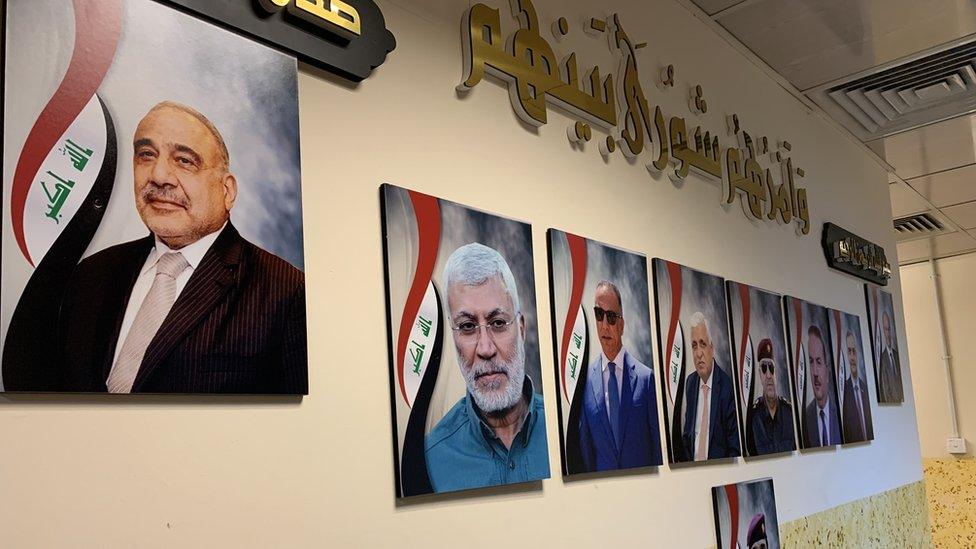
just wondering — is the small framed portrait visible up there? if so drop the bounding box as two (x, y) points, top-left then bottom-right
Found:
(712, 477), (781, 549)
(652, 259), (741, 464)
(829, 309), (874, 443)
(864, 286), (905, 404)
(784, 297), (843, 448)
(728, 282), (797, 457)
(381, 184), (550, 497)
(547, 230), (662, 475)
(2, 0), (306, 394)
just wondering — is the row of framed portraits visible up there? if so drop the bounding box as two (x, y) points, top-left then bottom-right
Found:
(382, 184), (906, 498)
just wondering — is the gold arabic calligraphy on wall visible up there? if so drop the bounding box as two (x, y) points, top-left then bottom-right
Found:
(257, 0), (362, 39)
(458, 0), (810, 235)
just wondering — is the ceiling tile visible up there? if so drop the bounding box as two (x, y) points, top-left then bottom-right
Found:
(907, 164), (976, 208)
(943, 201), (976, 229)
(889, 181), (930, 218)
(691, 0), (744, 15)
(877, 114), (976, 180)
(896, 230), (976, 264)
(714, 0), (976, 90)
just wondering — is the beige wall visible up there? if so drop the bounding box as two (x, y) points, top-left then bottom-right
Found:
(0, 0), (926, 546)
(903, 252), (976, 458)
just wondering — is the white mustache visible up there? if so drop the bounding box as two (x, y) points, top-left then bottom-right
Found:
(472, 363), (508, 379)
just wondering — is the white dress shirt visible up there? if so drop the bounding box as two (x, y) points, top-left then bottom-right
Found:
(693, 368), (714, 455)
(111, 224), (225, 364)
(601, 348), (626, 422)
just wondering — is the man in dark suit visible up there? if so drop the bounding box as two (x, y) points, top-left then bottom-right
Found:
(682, 312), (740, 461)
(803, 326), (840, 447)
(878, 311), (904, 403)
(842, 330), (873, 442)
(57, 101), (307, 394)
(578, 281), (662, 472)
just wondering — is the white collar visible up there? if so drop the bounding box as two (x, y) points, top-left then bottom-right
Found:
(601, 348), (626, 371)
(699, 365), (713, 389)
(143, 221), (227, 275)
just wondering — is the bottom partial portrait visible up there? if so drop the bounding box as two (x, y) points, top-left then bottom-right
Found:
(712, 477), (780, 549)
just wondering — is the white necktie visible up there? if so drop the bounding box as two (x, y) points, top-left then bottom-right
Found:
(106, 252), (189, 393)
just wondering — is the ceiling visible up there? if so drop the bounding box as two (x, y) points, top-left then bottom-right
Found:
(688, 0), (976, 265)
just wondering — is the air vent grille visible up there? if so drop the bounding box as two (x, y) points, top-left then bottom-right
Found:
(894, 212), (945, 235)
(807, 38), (976, 141)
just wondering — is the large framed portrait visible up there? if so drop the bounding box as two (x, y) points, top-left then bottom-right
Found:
(784, 297), (842, 448)
(865, 286), (905, 404)
(652, 259), (741, 464)
(712, 477), (781, 549)
(828, 309), (875, 443)
(547, 230), (662, 476)
(2, 0), (306, 394)
(381, 184), (550, 497)
(727, 282), (796, 457)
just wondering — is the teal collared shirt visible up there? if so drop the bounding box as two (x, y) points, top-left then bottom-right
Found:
(425, 378), (550, 493)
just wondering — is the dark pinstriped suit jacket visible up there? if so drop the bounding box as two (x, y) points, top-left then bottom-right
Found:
(58, 223), (308, 394)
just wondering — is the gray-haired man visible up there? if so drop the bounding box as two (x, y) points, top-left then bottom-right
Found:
(424, 243), (549, 492)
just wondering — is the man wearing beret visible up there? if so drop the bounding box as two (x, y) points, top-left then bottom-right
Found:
(748, 338), (796, 455)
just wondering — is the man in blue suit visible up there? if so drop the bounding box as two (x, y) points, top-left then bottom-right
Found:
(578, 281), (662, 472)
(682, 311), (741, 461)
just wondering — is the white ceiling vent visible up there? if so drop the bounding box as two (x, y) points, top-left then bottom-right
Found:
(893, 211), (951, 242)
(806, 38), (976, 141)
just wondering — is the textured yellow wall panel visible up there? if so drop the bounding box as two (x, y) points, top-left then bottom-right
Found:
(925, 458), (976, 548)
(780, 481), (931, 548)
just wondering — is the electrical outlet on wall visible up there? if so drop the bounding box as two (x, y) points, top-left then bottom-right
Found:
(947, 438), (968, 455)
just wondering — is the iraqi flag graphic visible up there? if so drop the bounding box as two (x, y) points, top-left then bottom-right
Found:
(2, 0), (122, 390)
(385, 189), (443, 497)
(660, 260), (688, 463)
(553, 231), (589, 474)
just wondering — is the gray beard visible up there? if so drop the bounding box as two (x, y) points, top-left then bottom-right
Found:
(458, 337), (526, 413)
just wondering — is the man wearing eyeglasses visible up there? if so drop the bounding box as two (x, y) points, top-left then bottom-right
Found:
(424, 243), (549, 493)
(577, 281), (661, 472)
(748, 338), (795, 455)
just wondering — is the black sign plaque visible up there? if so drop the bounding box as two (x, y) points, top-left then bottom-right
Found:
(160, 0), (396, 81)
(822, 222), (891, 286)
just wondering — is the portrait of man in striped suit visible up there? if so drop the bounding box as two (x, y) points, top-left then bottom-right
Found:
(51, 101), (308, 394)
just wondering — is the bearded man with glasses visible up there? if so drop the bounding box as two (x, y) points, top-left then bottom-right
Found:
(577, 280), (661, 472)
(748, 338), (795, 455)
(424, 243), (549, 493)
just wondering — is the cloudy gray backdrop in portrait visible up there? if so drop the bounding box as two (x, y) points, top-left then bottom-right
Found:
(786, 298), (839, 414)
(653, 260), (735, 429)
(714, 478), (781, 549)
(581, 238), (653, 368)
(2, 0), (303, 377)
(382, 187), (542, 433)
(836, 311), (868, 385)
(728, 283), (791, 406)
(435, 197), (540, 431)
(3, 0), (303, 271)
(549, 231), (655, 437)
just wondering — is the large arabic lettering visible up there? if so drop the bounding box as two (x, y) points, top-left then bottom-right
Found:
(459, 0), (811, 235)
(257, 0), (362, 39)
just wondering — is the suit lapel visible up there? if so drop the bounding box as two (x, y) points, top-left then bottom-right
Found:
(707, 364), (721, 452)
(99, 235), (156, 385)
(131, 224), (244, 391)
(588, 359), (617, 455)
(617, 352), (636, 450)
